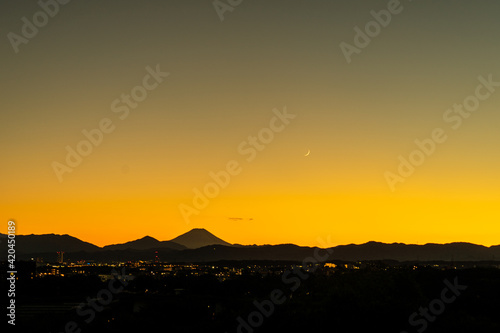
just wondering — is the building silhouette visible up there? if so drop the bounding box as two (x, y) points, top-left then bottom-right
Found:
(56, 251), (64, 264)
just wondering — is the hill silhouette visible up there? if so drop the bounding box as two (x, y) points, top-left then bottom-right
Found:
(2, 230), (500, 262)
(3, 233), (101, 254)
(103, 236), (186, 251)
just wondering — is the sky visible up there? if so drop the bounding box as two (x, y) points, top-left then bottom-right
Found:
(1, 0), (500, 247)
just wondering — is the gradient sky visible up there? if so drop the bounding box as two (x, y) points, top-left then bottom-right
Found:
(1, 0), (500, 247)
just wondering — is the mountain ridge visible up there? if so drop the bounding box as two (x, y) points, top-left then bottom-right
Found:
(102, 236), (187, 251)
(2, 230), (500, 262)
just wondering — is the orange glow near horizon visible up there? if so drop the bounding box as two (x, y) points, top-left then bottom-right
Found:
(3, 189), (500, 247)
(2, 1), (500, 248)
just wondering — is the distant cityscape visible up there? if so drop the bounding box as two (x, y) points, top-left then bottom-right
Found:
(3, 229), (500, 333)
(4, 228), (500, 332)
(16, 254), (500, 279)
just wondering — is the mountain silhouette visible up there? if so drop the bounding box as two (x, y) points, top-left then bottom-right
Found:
(1, 233), (101, 254)
(0, 229), (229, 255)
(2, 230), (500, 262)
(168, 228), (231, 249)
(330, 241), (497, 261)
(103, 236), (186, 251)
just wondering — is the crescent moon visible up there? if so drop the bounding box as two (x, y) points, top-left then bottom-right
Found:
(304, 149), (310, 157)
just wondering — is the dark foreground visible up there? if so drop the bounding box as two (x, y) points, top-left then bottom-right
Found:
(5, 261), (500, 333)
